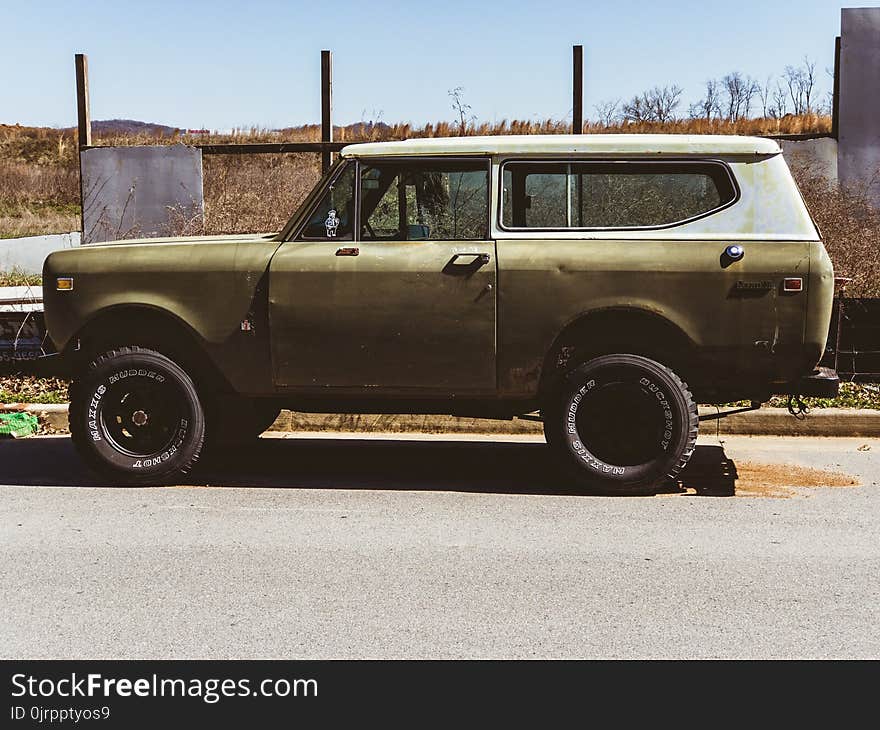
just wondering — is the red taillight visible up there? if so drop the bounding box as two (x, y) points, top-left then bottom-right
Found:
(783, 277), (803, 292)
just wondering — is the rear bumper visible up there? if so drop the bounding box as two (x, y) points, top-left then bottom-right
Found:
(793, 366), (840, 398)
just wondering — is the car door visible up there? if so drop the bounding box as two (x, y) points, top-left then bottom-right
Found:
(269, 157), (496, 392)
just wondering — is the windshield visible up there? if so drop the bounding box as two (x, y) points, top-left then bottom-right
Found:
(277, 157), (347, 241)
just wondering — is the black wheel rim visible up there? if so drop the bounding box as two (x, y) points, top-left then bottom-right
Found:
(574, 365), (669, 467)
(100, 377), (185, 458)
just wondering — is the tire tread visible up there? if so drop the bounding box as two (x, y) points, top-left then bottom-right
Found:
(68, 346), (204, 484)
(542, 354), (698, 495)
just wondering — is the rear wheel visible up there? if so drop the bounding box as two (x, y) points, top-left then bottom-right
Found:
(542, 354), (698, 495)
(69, 346), (205, 484)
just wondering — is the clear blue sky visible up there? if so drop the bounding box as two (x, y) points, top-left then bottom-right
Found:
(1, 0), (874, 130)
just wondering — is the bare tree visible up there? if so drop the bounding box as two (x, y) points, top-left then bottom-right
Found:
(758, 76), (774, 118)
(802, 57), (817, 112)
(622, 94), (650, 123)
(722, 72), (760, 121)
(448, 87), (475, 135)
(593, 98), (621, 127)
(770, 81), (789, 118)
(743, 77), (761, 118)
(623, 85), (682, 123)
(689, 79), (722, 121)
(647, 85), (683, 122)
(783, 58), (818, 114)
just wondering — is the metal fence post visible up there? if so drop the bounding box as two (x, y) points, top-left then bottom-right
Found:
(321, 50), (333, 173)
(832, 36), (841, 140)
(572, 45), (583, 134)
(75, 53), (91, 242)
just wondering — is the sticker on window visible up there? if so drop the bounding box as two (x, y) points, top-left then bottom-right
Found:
(325, 209), (340, 237)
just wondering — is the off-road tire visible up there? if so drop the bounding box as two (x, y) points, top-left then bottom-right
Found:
(542, 354), (698, 495)
(69, 346), (206, 484)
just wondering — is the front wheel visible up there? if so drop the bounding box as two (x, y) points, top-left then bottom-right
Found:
(542, 354), (698, 495)
(68, 347), (206, 483)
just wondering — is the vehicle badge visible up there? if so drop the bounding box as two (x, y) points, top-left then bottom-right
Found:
(325, 209), (340, 237)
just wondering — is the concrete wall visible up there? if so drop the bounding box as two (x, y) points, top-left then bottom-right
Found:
(839, 7), (880, 204)
(0, 232), (81, 275)
(781, 137), (838, 181)
(81, 145), (203, 244)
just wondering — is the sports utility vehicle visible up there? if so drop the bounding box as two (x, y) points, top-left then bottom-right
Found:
(43, 134), (837, 493)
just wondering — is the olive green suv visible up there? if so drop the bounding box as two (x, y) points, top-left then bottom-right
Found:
(42, 134), (837, 493)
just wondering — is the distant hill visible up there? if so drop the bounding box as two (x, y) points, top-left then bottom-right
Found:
(79, 119), (180, 136)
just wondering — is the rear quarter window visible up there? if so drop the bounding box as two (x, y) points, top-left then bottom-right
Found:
(501, 160), (738, 230)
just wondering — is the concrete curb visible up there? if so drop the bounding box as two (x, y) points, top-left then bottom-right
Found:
(1, 403), (69, 431)
(695, 406), (880, 437)
(2, 403), (879, 438)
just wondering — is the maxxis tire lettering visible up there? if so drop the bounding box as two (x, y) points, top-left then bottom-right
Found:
(68, 346), (205, 485)
(544, 353), (699, 496)
(565, 378), (625, 476)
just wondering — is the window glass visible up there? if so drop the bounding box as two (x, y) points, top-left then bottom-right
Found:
(300, 162), (356, 239)
(360, 160), (488, 240)
(502, 161), (735, 229)
(501, 166), (567, 228)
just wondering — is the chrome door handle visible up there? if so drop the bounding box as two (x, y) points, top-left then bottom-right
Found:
(443, 253), (491, 276)
(450, 253), (490, 266)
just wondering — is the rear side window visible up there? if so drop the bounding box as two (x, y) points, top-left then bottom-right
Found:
(501, 161), (737, 230)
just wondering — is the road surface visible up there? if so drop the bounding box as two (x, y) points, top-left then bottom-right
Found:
(1, 432), (878, 659)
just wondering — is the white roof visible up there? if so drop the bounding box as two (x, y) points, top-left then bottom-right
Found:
(341, 134), (781, 158)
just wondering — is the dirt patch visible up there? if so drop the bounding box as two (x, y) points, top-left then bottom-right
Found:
(731, 462), (860, 498)
(676, 444), (861, 498)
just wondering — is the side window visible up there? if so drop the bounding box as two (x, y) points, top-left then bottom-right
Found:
(501, 165), (567, 228)
(502, 161), (736, 229)
(360, 160), (488, 240)
(300, 162), (356, 239)
(571, 164), (731, 228)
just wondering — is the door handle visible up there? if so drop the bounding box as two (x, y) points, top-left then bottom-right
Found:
(457, 253), (490, 265)
(443, 253), (491, 275)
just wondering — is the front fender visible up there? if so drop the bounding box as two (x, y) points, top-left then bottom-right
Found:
(42, 238), (279, 353)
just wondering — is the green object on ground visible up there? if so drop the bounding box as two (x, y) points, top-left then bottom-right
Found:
(0, 411), (38, 438)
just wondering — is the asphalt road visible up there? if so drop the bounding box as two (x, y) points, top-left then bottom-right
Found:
(1, 432), (878, 659)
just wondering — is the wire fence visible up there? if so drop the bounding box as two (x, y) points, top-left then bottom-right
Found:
(822, 297), (880, 382)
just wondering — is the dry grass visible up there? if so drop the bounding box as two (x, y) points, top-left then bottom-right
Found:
(0, 205), (79, 239)
(0, 268), (42, 286)
(0, 375), (68, 404)
(0, 131), (80, 238)
(790, 161), (880, 298)
(201, 153), (320, 235)
(270, 411), (542, 435)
